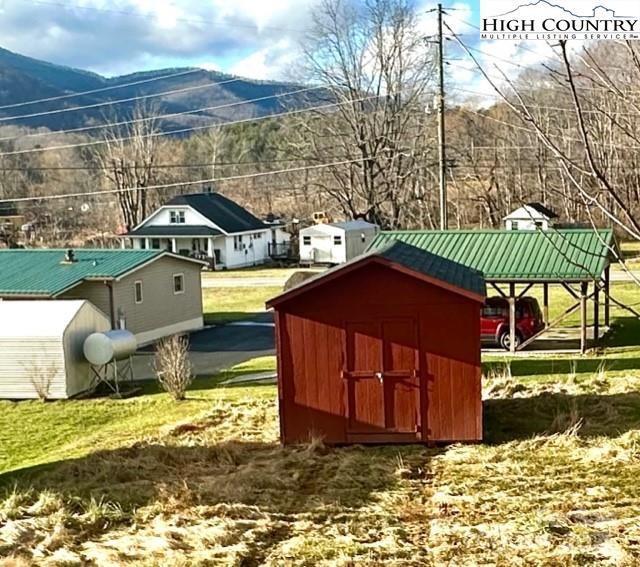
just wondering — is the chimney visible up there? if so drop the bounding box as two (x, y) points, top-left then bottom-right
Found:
(61, 249), (77, 264)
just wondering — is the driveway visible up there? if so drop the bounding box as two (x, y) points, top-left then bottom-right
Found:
(133, 314), (275, 380)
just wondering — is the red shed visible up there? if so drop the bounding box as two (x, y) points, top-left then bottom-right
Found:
(267, 241), (486, 445)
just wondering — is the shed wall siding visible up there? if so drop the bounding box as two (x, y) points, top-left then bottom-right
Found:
(0, 339), (67, 399)
(275, 263), (482, 444)
(63, 302), (111, 397)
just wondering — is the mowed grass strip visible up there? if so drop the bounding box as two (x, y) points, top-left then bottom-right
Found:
(202, 285), (281, 324)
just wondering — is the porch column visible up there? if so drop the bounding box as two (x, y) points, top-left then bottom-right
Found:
(120, 239), (126, 249)
(580, 282), (588, 354)
(593, 281), (600, 346)
(171, 238), (177, 253)
(145, 237), (150, 250)
(509, 283), (516, 353)
(543, 283), (549, 327)
(604, 265), (611, 327)
(207, 237), (214, 258)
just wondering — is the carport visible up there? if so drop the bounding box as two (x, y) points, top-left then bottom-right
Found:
(369, 229), (619, 353)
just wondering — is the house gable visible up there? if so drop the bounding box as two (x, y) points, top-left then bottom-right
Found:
(132, 205), (227, 234)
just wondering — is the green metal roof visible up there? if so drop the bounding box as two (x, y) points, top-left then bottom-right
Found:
(0, 249), (164, 296)
(368, 229), (615, 282)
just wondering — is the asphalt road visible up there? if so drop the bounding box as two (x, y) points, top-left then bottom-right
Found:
(134, 315), (275, 380)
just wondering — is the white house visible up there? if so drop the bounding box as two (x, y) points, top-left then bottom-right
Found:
(123, 191), (286, 269)
(504, 203), (558, 231)
(299, 220), (379, 265)
(0, 300), (111, 399)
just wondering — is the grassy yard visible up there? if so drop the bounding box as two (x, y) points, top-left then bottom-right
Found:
(202, 286), (281, 325)
(202, 267), (324, 280)
(1, 352), (640, 564)
(0, 357), (276, 475)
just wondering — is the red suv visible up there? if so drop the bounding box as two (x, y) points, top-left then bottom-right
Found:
(481, 296), (545, 350)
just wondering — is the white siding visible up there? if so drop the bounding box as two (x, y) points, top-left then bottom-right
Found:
(221, 230), (271, 269)
(138, 205), (222, 231)
(299, 222), (378, 264)
(0, 300), (110, 400)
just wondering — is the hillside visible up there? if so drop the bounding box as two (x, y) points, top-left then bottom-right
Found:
(0, 47), (319, 133)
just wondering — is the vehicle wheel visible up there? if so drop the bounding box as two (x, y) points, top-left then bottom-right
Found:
(499, 331), (522, 351)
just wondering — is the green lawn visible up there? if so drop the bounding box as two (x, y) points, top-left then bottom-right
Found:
(0, 357), (276, 476)
(202, 286), (281, 324)
(203, 267), (324, 280)
(2, 351), (640, 564)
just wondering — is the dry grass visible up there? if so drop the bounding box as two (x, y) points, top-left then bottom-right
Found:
(2, 371), (640, 565)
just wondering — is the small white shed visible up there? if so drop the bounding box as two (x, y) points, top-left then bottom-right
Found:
(299, 220), (379, 265)
(504, 203), (558, 231)
(0, 300), (111, 400)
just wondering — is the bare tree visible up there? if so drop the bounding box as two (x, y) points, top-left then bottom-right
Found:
(291, 0), (437, 228)
(94, 104), (163, 231)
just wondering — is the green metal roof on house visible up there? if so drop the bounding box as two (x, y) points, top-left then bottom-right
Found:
(368, 229), (615, 282)
(0, 249), (166, 297)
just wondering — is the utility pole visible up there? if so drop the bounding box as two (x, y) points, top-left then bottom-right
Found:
(437, 3), (448, 230)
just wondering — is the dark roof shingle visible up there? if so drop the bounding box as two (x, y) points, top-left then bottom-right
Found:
(126, 225), (223, 237)
(167, 192), (267, 234)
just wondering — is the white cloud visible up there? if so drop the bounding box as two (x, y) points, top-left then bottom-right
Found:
(0, 0), (318, 78)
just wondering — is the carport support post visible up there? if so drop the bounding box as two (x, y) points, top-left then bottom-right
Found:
(509, 283), (516, 353)
(580, 282), (588, 354)
(604, 265), (611, 327)
(593, 281), (600, 346)
(543, 283), (549, 327)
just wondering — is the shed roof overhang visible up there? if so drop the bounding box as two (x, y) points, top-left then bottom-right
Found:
(368, 229), (618, 284)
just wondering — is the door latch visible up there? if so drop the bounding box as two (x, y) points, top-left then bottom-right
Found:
(375, 372), (383, 383)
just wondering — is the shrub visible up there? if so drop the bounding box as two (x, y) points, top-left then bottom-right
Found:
(153, 335), (193, 400)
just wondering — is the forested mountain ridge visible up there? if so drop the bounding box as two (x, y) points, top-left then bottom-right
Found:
(0, 46), (314, 131)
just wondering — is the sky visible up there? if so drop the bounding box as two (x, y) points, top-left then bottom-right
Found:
(0, 0), (605, 105)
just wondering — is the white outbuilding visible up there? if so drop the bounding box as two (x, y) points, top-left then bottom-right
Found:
(0, 300), (111, 399)
(504, 203), (558, 231)
(299, 220), (379, 265)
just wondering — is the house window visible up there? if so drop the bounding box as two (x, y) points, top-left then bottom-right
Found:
(173, 273), (185, 294)
(170, 210), (186, 224)
(302, 236), (311, 246)
(234, 235), (244, 251)
(511, 221), (519, 230)
(333, 235), (342, 245)
(134, 281), (143, 304)
(151, 238), (161, 249)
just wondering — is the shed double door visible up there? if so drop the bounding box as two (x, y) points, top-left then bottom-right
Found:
(343, 318), (421, 442)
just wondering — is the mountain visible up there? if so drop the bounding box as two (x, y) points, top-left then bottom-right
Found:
(0, 47), (322, 134)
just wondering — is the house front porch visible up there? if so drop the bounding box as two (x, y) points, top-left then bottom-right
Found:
(127, 235), (226, 269)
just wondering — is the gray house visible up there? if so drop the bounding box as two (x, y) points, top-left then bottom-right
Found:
(0, 249), (205, 344)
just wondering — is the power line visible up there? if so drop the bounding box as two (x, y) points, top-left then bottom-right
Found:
(0, 85), (328, 143)
(0, 68), (205, 111)
(0, 92), (381, 158)
(0, 75), (248, 123)
(0, 158), (365, 204)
